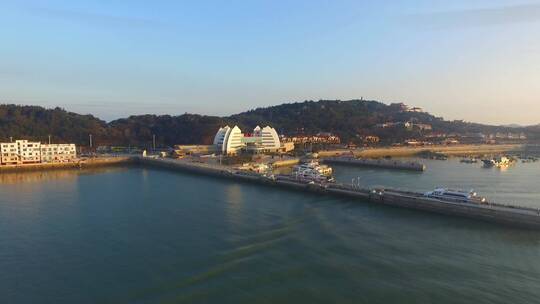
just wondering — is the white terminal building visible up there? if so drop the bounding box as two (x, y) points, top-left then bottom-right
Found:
(213, 125), (291, 155)
(0, 139), (77, 165)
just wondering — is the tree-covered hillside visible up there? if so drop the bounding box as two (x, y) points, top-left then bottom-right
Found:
(230, 100), (522, 142)
(0, 100), (535, 147)
(0, 105), (109, 144)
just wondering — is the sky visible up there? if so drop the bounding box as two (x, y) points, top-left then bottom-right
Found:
(0, 0), (539, 125)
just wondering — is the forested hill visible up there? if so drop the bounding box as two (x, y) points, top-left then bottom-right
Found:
(0, 104), (228, 146)
(0, 100), (535, 147)
(230, 100), (504, 140)
(0, 105), (109, 144)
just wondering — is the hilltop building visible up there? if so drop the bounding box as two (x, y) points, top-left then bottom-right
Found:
(0, 139), (76, 165)
(213, 125), (288, 155)
(362, 135), (380, 144)
(390, 103), (424, 113)
(377, 121), (432, 131)
(407, 107), (424, 113)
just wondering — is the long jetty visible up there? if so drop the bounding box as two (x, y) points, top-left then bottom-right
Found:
(317, 144), (523, 158)
(322, 157), (426, 171)
(136, 156), (540, 230)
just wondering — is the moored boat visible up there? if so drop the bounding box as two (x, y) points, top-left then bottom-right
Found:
(292, 161), (335, 183)
(482, 156), (512, 168)
(424, 188), (487, 204)
(293, 160), (333, 176)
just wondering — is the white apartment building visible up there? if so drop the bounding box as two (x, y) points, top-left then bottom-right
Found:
(0, 142), (19, 165)
(40, 144), (77, 163)
(18, 140), (41, 164)
(0, 140), (77, 165)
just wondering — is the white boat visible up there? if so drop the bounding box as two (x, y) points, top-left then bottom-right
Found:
(293, 160), (333, 176)
(482, 156), (511, 168)
(424, 188), (487, 203)
(293, 168), (334, 183)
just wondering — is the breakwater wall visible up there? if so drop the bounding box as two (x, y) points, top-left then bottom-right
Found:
(136, 157), (540, 229)
(317, 144), (523, 158)
(322, 157), (426, 171)
(0, 157), (134, 173)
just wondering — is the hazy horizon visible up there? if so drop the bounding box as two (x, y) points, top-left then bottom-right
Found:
(1, 1), (539, 125)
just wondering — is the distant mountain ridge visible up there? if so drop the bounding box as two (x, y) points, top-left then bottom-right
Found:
(0, 100), (537, 147)
(501, 124), (524, 128)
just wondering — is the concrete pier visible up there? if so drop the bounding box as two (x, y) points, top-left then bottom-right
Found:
(322, 157), (426, 171)
(136, 157), (540, 230)
(317, 144), (523, 158)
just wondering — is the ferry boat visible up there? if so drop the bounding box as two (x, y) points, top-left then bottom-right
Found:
(293, 160), (333, 176)
(292, 161), (335, 183)
(482, 156), (511, 168)
(424, 188), (487, 204)
(293, 169), (335, 183)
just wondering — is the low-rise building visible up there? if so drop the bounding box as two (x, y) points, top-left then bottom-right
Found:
(18, 140), (41, 164)
(0, 142), (19, 165)
(0, 140), (41, 165)
(173, 145), (215, 157)
(279, 142), (295, 153)
(281, 134), (340, 144)
(0, 139), (77, 165)
(40, 144), (77, 163)
(362, 135), (380, 144)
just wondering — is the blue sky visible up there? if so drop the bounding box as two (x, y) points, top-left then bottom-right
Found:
(1, 0), (539, 124)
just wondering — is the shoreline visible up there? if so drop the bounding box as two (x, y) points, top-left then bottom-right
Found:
(0, 144), (524, 173)
(0, 157), (134, 173)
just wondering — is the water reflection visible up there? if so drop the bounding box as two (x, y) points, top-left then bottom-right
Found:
(224, 183), (245, 225)
(0, 167), (130, 185)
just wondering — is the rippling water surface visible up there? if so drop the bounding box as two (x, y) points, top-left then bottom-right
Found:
(1, 161), (540, 303)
